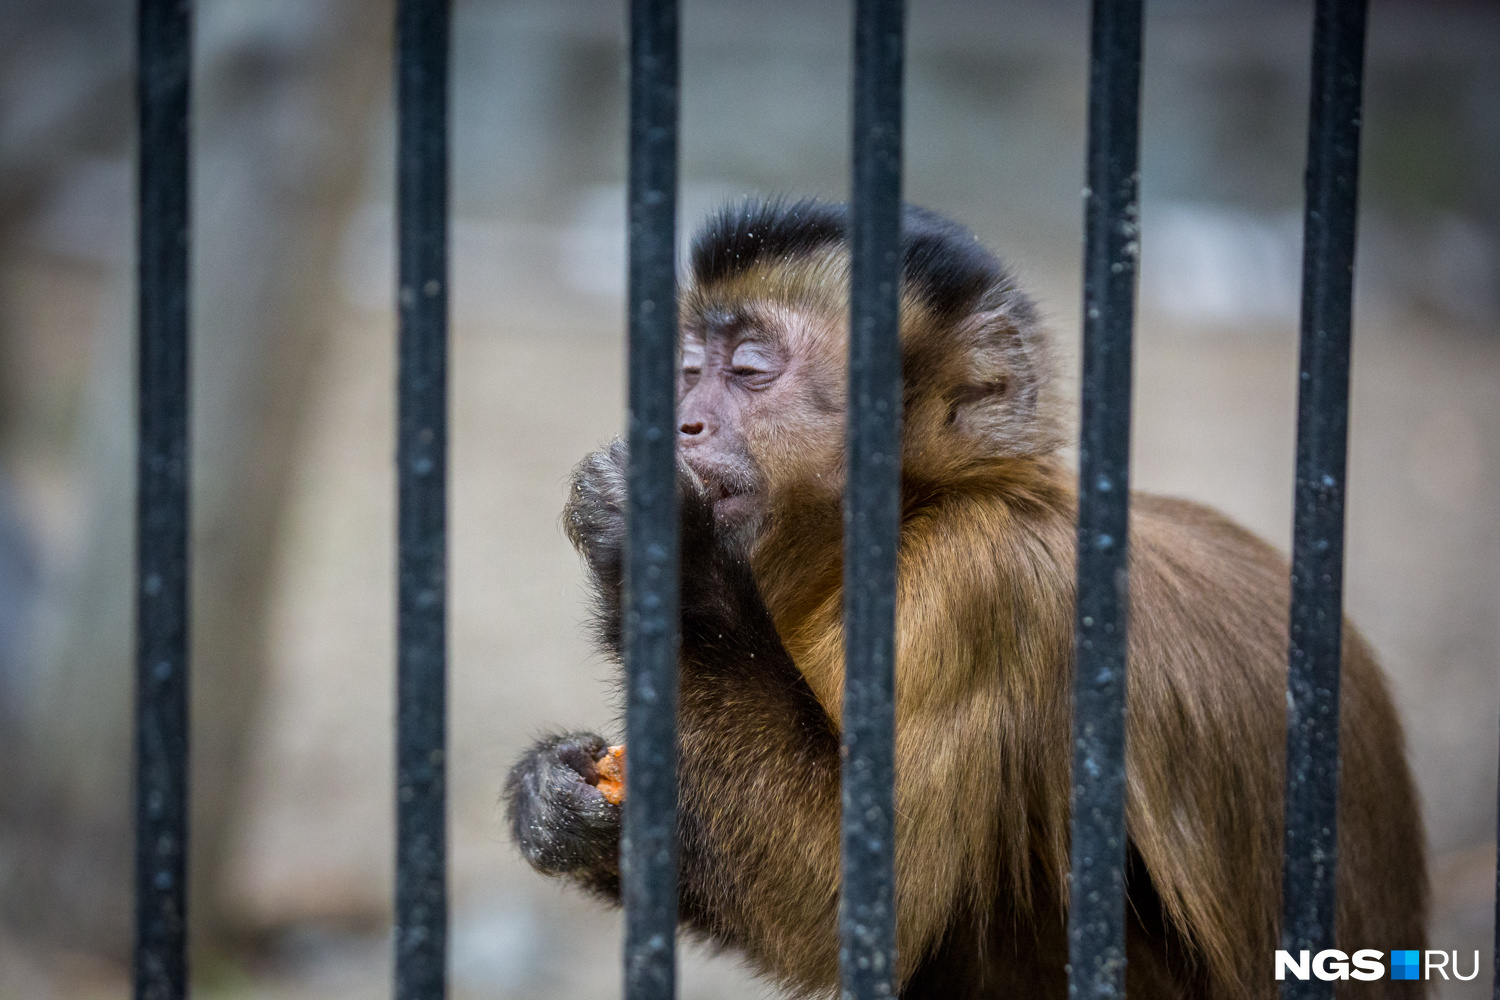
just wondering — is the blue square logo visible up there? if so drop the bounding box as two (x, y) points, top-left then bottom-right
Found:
(1390, 950), (1420, 980)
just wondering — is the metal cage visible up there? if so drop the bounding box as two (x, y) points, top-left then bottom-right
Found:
(131, 1), (1382, 998)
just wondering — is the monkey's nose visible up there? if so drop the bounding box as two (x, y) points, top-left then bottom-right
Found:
(680, 421), (705, 436)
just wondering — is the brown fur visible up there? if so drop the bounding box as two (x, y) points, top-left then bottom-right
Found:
(509, 201), (1427, 999)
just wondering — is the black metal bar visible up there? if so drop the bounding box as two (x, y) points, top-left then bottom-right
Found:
(394, 1), (451, 997)
(1280, 2), (1367, 996)
(134, 2), (192, 998)
(841, 1), (904, 997)
(623, 1), (681, 997)
(1068, 0), (1143, 997)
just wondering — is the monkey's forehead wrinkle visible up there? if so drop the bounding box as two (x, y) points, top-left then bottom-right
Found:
(685, 307), (770, 343)
(688, 195), (1023, 320)
(684, 299), (828, 348)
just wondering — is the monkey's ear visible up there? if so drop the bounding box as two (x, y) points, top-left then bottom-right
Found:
(945, 307), (1054, 458)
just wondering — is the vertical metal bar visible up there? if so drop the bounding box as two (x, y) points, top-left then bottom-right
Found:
(394, 1), (450, 997)
(1280, 2), (1367, 996)
(134, 2), (192, 998)
(623, 1), (680, 998)
(1068, 0), (1143, 997)
(841, 2), (904, 998)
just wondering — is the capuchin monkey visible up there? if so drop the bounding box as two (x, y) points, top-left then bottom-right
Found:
(505, 198), (1426, 999)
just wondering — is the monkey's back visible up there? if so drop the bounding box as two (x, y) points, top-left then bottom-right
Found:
(1121, 494), (1427, 998)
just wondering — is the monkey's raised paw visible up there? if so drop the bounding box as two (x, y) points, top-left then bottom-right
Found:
(564, 441), (629, 576)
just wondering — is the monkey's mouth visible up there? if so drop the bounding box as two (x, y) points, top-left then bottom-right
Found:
(682, 453), (762, 525)
(692, 467), (758, 520)
(709, 488), (759, 530)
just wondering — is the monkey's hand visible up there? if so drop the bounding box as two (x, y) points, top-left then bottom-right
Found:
(564, 440), (725, 653)
(564, 440), (629, 585)
(564, 441), (630, 649)
(504, 732), (621, 897)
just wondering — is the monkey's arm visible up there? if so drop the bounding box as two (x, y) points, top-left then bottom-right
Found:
(557, 442), (847, 990)
(503, 448), (646, 900)
(672, 480), (846, 982)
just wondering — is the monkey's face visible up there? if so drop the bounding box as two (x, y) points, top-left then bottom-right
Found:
(678, 300), (846, 539)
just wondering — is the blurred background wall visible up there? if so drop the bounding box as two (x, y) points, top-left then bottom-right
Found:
(0, 1), (1495, 998)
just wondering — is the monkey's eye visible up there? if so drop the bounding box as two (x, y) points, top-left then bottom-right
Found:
(729, 341), (777, 382)
(681, 341), (706, 380)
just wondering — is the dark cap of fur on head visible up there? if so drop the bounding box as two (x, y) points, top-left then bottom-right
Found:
(689, 196), (1026, 321)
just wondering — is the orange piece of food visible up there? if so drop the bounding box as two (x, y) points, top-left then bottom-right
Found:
(595, 744), (626, 805)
